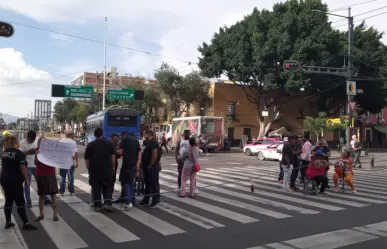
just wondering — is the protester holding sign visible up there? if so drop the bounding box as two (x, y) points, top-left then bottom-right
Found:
(59, 130), (78, 196)
(34, 137), (59, 222)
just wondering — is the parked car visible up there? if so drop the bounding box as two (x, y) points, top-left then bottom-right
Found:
(243, 138), (280, 158)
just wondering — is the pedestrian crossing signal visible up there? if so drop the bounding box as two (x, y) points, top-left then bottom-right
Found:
(283, 60), (299, 71)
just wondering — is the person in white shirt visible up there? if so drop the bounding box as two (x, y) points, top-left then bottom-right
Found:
(175, 130), (191, 192)
(20, 130), (51, 207)
(59, 130), (78, 195)
(299, 137), (312, 183)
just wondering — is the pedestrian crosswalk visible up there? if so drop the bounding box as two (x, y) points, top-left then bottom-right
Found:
(2, 165), (387, 249)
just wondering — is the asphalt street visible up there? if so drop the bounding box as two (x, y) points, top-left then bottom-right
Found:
(2, 147), (387, 249)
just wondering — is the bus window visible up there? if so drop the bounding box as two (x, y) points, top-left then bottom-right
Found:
(107, 115), (137, 127)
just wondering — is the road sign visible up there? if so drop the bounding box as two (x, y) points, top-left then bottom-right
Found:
(64, 86), (94, 98)
(283, 60), (299, 71)
(108, 88), (135, 100)
(0, 22), (14, 38)
(349, 101), (356, 112)
(347, 81), (356, 95)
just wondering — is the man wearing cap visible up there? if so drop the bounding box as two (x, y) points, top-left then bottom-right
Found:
(59, 130), (78, 195)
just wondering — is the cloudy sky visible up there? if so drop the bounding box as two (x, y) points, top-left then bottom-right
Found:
(0, 0), (386, 117)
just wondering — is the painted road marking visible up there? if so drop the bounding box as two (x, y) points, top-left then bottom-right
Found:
(58, 194), (139, 243)
(75, 179), (185, 236)
(0, 191), (28, 249)
(29, 188), (88, 249)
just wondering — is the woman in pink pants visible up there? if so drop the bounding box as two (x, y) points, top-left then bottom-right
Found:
(179, 137), (199, 197)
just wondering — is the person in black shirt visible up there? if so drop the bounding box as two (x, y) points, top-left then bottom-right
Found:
(0, 135), (37, 230)
(280, 137), (294, 191)
(84, 128), (116, 212)
(118, 133), (141, 210)
(290, 138), (302, 191)
(138, 130), (161, 208)
(113, 132), (127, 204)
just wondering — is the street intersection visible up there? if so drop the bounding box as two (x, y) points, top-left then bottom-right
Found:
(1, 150), (387, 249)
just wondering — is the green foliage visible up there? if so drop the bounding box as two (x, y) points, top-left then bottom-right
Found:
(6, 122), (16, 130)
(69, 103), (90, 124)
(155, 63), (210, 116)
(198, 0), (387, 116)
(198, 0), (341, 112)
(53, 99), (77, 124)
(303, 112), (327, 136)
(327, 123), (345, 132)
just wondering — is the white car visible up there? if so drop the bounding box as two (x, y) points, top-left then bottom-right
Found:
(254, 143), (282, 161)
(243, 138), (282, 161)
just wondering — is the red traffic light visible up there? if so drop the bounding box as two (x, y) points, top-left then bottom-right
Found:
(283, 60), (299, 71)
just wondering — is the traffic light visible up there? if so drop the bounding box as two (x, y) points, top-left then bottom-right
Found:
(342, 115), (349, 126)
(283, 60), (299, 71)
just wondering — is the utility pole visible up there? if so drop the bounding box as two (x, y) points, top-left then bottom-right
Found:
(346, 8), (354, 147)
(102, 17), (107, 110)
(283, 9), (357, 147)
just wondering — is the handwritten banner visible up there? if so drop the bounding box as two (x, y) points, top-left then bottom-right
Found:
(37, 138), (77, 169)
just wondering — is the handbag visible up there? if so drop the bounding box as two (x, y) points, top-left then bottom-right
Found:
(190, 147), (201, 172)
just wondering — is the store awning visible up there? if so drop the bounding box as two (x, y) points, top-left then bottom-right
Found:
(374, 125), (387, 134)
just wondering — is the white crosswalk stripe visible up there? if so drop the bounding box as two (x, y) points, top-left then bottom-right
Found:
(3, 166), (387, 249)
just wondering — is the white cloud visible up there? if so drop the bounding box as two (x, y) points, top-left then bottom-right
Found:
(0, 48), (58, 117)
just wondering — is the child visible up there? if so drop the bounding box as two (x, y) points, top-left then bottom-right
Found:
(333, 151), (356, 193)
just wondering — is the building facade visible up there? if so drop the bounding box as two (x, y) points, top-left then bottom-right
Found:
(153, 80), (317, 146)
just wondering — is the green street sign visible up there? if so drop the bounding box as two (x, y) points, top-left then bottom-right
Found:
(108, 88), (135, 100)
(64, 86), (94, 98)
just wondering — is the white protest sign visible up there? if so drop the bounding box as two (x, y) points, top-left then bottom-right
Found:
(37, 138), (77, 169)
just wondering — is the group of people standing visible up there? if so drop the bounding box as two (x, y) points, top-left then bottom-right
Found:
(0, 129), (78, 230)
(278, 136), (356, 195)
(85, 128), (162, 210)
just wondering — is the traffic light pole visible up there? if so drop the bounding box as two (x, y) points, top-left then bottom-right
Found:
(346, 8), (354, 147)
(285, 9), (355, 147)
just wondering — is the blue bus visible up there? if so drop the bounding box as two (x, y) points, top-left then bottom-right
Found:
(85, 107), (140, 144)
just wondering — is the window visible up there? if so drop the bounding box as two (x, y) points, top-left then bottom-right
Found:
(262, 139), (274, 145)
(227, 101), (236, 118)
(297, 108), (303, 118)
(254, 140), (263, 145)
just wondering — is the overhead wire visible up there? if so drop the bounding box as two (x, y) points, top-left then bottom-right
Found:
(8, 21), (192, 63)
(334, 11), (387, 28)
(0, 67), (102, 87)
(329, 0), (378, 12)
(331, 5), (387, 24)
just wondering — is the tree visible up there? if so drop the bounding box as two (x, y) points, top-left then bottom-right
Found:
(6, 122), (16, 130)
(53, 98), (77, 129)
(303, 112), (327, 138)
(198, 0), (342, 139)
(155, 63), (210, 117)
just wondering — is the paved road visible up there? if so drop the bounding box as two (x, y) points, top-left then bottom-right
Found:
(2, 148), (387, 249)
